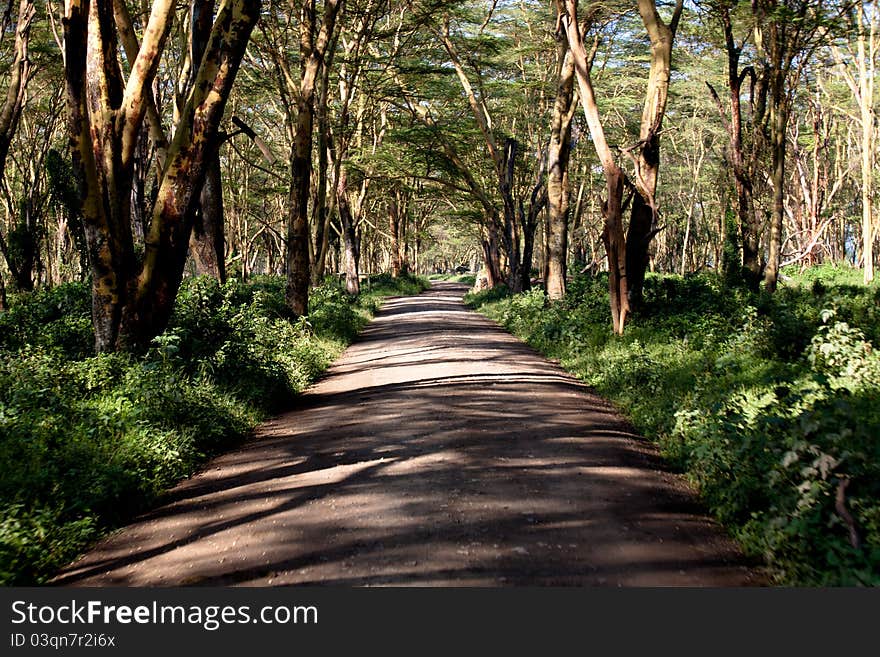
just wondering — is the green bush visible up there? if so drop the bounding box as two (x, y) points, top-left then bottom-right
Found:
(469, 266), (880, 585)
(0, 282), (93, 358)
(0, 273), (426, 585)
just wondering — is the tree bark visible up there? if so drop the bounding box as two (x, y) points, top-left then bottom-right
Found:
(187, 0), (226, 283)
(626, 0), (683, 309)
(519, 188), (545, 292)
(708, 3), (766, 289)
(564, 0), (680, 327)
(563, 0), (629, 333)
(65, 0), (259, 351)
(285, 0), (342, 317)
(546, 37), (577, 300)
(190, 157), (227, 281)
(0, 0), (36, 290)
(389, 188), (402, 277)
(0, 0), (34, 181)
(337, 163), (359, 295)
(763, 61), (787, 293)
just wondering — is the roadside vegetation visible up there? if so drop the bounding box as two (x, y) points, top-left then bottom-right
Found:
(467, 264), (880, 586)
(0, 273), (428, 585)
(427, 273), (478, 286)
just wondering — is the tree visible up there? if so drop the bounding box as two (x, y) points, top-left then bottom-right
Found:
(754, 0), (849, 292)
(562, 0), (683, 333)
(546, 2), (577, 300)
(285, 0), (342, 316)
(0, 0), (36, 292)
(706, 0), (770, 289)
(831, 1), (879, 284)
(64, 0), (259, 351)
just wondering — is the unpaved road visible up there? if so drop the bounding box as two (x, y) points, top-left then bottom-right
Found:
(55, 282), (761, 586)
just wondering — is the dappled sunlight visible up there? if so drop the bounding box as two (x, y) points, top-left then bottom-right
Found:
(55, 283), (757, 587)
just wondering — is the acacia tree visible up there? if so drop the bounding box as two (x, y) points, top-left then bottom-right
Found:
(437, 5), (550, 293)
(286, 0), (342, 315)
(0, 0), (36, 293)
(64, 0), (259, 351)
(187, 0), (227, 283)
(831, 1), (879, 284)
(754, 0), (851, 292)
(706, 0), (770, 289)
(563, 0), (683, 333)
(546, 2), (577, 300)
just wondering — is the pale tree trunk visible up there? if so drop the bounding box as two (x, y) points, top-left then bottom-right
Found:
(389, 188), (403, 277)
(755, 0), (813, 293)
(65, 0), (259, 351)
(337, 163), (359, 295)
(546, 32), (577, 301)
(626, 0), (683, 309)
(830, 3), (878, 283)
(562, 0), (629, 333)
(763, 64), (787, 293)
(0, 0), (34, 180)
(310, 37), (336, 285)
(564, 0), (681, 331)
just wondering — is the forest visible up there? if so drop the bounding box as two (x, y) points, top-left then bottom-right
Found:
(0, 0), (878, 586)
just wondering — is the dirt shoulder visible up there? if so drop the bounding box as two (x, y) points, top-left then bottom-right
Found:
(55, 282), (761, 586)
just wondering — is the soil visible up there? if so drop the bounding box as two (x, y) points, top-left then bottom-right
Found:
(54, 282), (763, 586)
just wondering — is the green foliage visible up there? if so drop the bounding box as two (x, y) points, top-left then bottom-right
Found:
(428, 273), (477, 285)
(0, 273), (425, 585)
(469, 266), (880, 585)
(0, 282), (93, 358)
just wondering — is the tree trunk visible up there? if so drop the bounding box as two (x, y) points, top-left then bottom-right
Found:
(0, 0), (36, 290)
(602, 170), (629, 335)
(286, 93), (313, 315)
(389, 189), (402, 277)
(546, 42), (576, 301)
(0, 0), (34, 181)
(499, 138), (521, 292)
(711, 3), (764, 288)
(285, 0), (342, 316)
(519, 203), (539, 292)
(186, 0), (226, 282)
(481, 216), (504, 288)
(564, 0), (680, 332)
(337, 164), (359, 296)
(190, 157), (227, 281)
(310, 24), (338, 285)
(65, 0), (259, 351)
(626, 0), (683, 310)
(763, 68), (787, 293)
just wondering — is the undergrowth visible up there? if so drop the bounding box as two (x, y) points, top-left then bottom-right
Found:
(467, 265), (880, 586)
(0, 273), (428, 585)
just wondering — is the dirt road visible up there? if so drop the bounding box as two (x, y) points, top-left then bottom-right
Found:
(55, 282), (760, 586)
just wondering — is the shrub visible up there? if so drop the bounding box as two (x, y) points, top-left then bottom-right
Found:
(469, 266), (880, 585)
(0, 273), (425, 584)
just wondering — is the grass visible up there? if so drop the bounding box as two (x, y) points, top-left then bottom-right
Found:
(0, 272), (429, 585)
(466, 265), (880, 586)
(427, 272), (477, 286)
